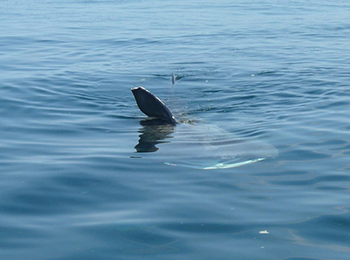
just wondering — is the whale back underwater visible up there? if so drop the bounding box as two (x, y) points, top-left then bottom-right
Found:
(131, 86), (278, 170)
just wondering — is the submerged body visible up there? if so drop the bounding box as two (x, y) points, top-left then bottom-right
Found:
(131, 86), (278, 169)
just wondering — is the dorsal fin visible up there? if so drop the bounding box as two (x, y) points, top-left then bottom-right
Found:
(131, 87), (176, 124)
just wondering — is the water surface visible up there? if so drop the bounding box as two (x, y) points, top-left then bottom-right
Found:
(1, 0), (350, 259)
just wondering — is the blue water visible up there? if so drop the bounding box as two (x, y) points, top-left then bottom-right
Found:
(1, 0), (350, 259)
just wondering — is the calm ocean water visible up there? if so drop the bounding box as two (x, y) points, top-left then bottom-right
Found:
(1, 0), (350, 259)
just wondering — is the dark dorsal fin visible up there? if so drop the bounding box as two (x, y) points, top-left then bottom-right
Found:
(131, 87), (176, 125)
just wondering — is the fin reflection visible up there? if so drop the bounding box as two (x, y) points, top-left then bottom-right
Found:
(134, 119), (175, 153)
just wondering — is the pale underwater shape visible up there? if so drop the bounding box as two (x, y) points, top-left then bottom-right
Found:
(135, 120), (278, 170)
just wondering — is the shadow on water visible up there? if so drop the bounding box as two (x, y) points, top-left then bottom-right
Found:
(135, 119), (175, 153)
